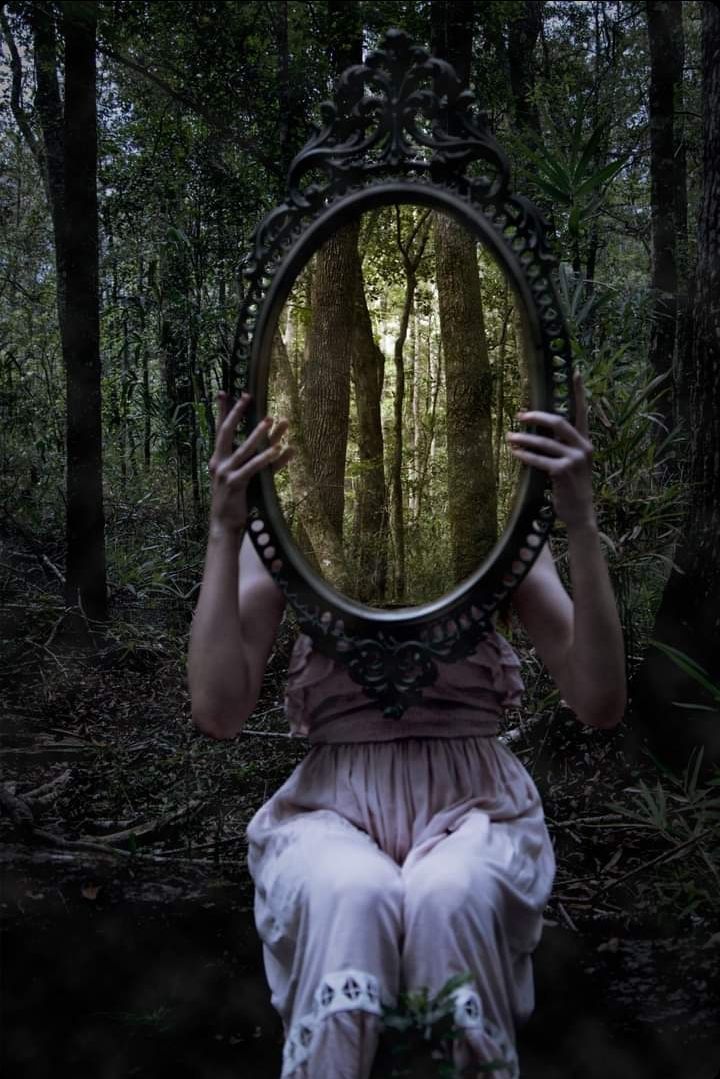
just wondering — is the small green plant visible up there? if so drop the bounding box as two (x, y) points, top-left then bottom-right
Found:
(378, 974), (511, 1078)
(648, 640), (720, 711)
(605, 746), (720, 919)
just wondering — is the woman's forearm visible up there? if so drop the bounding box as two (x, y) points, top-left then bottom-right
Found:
(187, 522), (251, 734)
(565, 515), (627, 727)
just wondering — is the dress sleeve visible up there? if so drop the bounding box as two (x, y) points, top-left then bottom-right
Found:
(466, 631), (524, 709)
(284, 634), (336, 736)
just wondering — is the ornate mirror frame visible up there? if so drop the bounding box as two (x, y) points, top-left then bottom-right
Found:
(235, 29), (574, 717)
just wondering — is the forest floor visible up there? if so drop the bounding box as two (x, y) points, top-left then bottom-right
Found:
(1, 537), (719, 1079)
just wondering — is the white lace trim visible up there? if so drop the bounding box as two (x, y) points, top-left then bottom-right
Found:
(438, 985), (520, 1079)
(281, 969), (382, 1077)
(282, 974), (518, 1079)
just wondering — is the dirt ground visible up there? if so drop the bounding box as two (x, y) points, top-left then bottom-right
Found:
(1, 593), (719, 1078)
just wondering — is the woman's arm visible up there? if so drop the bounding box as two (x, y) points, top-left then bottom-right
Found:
(507, 373), (626, 729)
(188, 392), (290, 739)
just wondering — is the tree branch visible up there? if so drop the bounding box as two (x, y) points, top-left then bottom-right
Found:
(97, 41), (283, 179)
(1, 5), (43, 173)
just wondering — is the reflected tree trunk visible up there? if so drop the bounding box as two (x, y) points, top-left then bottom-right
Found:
(435, 213), (497, 581)
(350, 258), (388, 602)
(390, 208), (430, 601)
(272, 332), (352, 592)
(304, 220), (359, 538)
(494, 283), (511, 484)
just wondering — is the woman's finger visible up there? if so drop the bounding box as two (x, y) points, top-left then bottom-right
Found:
(268, 417), (289, 446)
(223, 415), (275, 472)
(226, 443), (284, 486)
(506, 432), (568, 457)
(271, 445), (294, 474)
(573, 369), (590, 440)
(516, 409), (590, 449)
(216, 392), (251, 458)
(216, 390), (230, 427)
(508, 447), (563, 473)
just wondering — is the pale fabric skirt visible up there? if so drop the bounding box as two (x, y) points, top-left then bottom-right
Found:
(246, 735), (556, 1078)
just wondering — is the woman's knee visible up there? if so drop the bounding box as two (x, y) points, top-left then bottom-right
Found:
(404, 858), (498, 924)
(306, 846), (402, 918)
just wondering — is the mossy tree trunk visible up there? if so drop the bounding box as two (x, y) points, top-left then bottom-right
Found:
(434, 214), (497, 582)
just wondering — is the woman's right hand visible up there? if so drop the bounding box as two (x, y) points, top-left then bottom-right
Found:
(208, 391), (292, 536)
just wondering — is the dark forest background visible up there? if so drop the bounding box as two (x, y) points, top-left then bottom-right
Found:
(1, 3), (719, 1078)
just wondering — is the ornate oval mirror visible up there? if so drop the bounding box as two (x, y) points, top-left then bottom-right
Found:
(234, 30), (574, 716)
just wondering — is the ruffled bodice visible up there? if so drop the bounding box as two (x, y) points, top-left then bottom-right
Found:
(284, 630), (523, 744)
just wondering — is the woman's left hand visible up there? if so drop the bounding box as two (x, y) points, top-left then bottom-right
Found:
(506, 370), (596, 530)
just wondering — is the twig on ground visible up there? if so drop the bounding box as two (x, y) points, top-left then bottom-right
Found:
(31, 826), (132, 858)
(77, 798), (204, 846)
(547, 814), (624, 827)
(557, 901), (578, 932)
(21, 768), (73, 803)
(593, 827), (716, 896)
(241, 728), (300, 740)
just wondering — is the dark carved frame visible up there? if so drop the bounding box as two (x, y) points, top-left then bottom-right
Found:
(235, 30), (574, 717)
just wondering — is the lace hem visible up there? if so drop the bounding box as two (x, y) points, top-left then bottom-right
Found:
(281, 969), (382, 1077)
(436, 984), (520, 1079)
(281, 972), (519, 1079)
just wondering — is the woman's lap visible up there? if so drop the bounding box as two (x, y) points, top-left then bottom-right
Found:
(249, 807), (543, 1077)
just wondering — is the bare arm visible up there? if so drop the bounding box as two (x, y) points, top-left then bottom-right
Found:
(512, 537), (626, 728)
(508, 373), (626, 729)
(188, 392), (291, 738)
(188, 529), (285, 738)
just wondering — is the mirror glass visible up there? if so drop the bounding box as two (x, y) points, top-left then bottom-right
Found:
(266, 203), (533, 609)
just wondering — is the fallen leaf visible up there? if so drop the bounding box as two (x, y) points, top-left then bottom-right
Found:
(597, 937), (620, 953)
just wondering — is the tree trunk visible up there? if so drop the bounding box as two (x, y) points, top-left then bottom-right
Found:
(350, 258), (388, 603)
(303, 221), (359, 538)
(631, 2), (720, 770)
(61, 1), (107, 621)
(435, 214), (497, 582)
(27, 4), (66, 332)
(272, 332), (352, 593)
(506, 1), (545, 144)
(430, 0), (473, 85)
(646, 0), (687, 433)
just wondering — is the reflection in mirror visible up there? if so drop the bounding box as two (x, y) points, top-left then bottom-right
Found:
(267, 204), (531, 609)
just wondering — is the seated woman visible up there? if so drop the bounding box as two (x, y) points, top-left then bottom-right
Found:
(187, 374), (626, 1079)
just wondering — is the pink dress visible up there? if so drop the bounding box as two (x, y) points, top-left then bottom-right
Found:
(246, 630), (556, 1078)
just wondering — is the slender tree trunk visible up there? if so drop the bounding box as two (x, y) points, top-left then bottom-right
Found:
(631, 2), (720, 769)
(506, 1), (545, 145)
(435, 213), (497, 581)
(27, 5), (66, 332)
(304, 221), (359, 539)
(389, 209), (430, 601)
(646, 0), (687, 433)
(272, 332), (352, 592)
(350, 258), (387, 602)
(62, 1), (107, 620)
(494, 284), (511, 485)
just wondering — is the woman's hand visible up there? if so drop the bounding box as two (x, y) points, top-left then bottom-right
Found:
(208, 391), (292, 536)
(506, 370), (595, 530)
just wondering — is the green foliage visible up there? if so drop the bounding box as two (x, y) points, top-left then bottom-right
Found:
(605, 747), (720, 919)
(379, 973), (510, 1078)
(551, 268), (687, 668)
(529, 122), (629, 239)
(648, 642), (720, 710)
